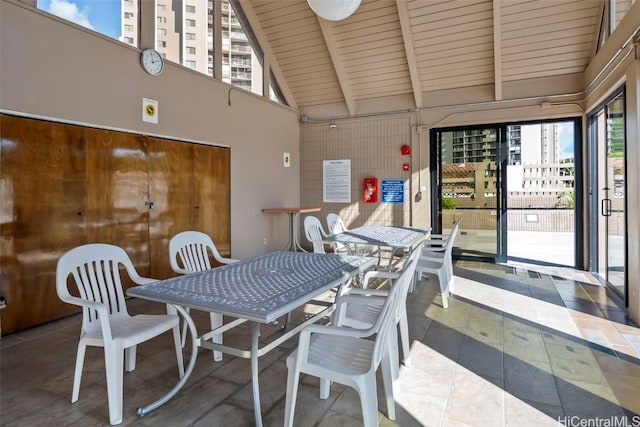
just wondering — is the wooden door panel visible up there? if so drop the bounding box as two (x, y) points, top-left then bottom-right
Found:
(193, 145), (231, 260)
(146, 136), (193, 279)
(0, 116), (87, 333)
(85, 128), (150, 278)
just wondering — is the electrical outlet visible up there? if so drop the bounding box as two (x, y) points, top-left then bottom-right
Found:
(263, 238), (267, 246)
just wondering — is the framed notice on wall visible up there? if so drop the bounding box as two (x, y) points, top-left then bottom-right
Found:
(323, 159), (351, 203)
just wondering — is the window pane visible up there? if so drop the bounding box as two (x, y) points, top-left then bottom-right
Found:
(156, 0), (210, 75)
(610, 0), (633, 33)
(37, 0), (138, 47)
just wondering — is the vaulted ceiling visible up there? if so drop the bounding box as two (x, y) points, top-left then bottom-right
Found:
(238, 0), (606, 118)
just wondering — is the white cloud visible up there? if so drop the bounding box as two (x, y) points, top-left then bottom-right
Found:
(48, 0), (95, 31)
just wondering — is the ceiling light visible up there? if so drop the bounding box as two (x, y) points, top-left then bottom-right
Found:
(307, 0), (361, 21)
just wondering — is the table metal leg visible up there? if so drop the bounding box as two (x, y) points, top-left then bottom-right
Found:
(251, 322), (263, 427)
(290, 212), (307, 252)
(136, 304), (198, 417)
(284, 213), (295, 251)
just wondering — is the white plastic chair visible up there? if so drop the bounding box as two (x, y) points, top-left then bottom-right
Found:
(326, 212), (379, 258)
(56, 243), (184, 425)
(169, 230), (237, 274)
(334, 247), (421, 375)
(304, 215), (330, 253)
(415, 219), (460, 308)
(169, 231), (238, 361)
(326, 213), (350, 254)
(284, 266), (405, 427)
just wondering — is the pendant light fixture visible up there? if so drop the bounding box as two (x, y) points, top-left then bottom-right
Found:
(307, 0), (362, 21)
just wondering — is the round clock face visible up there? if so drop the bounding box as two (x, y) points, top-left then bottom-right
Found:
(141, 49), (164, 76)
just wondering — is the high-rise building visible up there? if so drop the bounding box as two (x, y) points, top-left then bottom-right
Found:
(120, 0), (257, 92)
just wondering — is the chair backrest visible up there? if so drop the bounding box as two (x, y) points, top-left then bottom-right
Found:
(369, 259), (416, 370)
(304, 216), (328, 254)
(444, 219), (460, 256)
(326, 213), (347, 234)
(169, 230), (229, 274)
(326, 213), (350, 254)
(56, 243), (142, 333)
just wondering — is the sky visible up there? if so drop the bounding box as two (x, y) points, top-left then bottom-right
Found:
(38, 0), (121, 39)
(557, 121), (574, 160)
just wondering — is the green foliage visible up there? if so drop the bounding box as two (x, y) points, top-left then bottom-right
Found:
(442, 198), (456, 210)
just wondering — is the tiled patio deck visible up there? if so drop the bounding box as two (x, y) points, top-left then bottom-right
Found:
(1, 260), (639, 426)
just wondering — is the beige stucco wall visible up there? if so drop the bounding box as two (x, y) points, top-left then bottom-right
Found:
(0, 0), (299, 258)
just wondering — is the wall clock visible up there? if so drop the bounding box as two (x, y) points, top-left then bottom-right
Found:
(140, 49), (164, 76)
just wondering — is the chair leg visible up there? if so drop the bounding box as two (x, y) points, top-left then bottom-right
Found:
(398, 310), (411, 367)
(438, 270), (449, 309)
(319, 378), (331, 399)
(104, 343), (125, 425)
(172, 325), (185, 378)
(284, 359), (300, 427)
(387, 327), (400, 381)
(209, 312), (223, 362)
(71, 340), (87, 403)
(180, 307), (192, 348)
(357, 375), (380, 427)
(124, 345), (137, 372)
(381, 352), (396, 421)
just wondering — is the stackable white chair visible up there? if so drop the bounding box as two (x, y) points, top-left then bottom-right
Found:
(169, 230), (237, 274)
(415, 219), (460, 308)
(303, 215), (330, 254)
(284, 263), (413, 427)
(169, 230), (238, 360)
(56, 243), (184, 425)
(334, 247), (421, 377)
(326, 212), (379, 258)
(326, 212), (350, 254)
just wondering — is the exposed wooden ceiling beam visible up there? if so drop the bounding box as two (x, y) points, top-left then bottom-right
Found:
(237, 0), (298, 109)
(317, 18), (356, 116)
(493, 0), (503, 101)
(395, 0), (423, 109)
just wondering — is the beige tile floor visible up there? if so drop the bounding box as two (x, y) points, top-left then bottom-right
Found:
(1, 260), (640, 426)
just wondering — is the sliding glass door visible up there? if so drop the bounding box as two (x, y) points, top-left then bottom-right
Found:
(432, 119), (580, 266)
(432, 126), (505, 262)
(589, 90), (626, 301)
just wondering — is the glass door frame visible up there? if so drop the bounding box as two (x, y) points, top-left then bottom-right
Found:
(431, 118), (584, 267)
(430, 124), (508, 263)
(587, 87), (627, 303)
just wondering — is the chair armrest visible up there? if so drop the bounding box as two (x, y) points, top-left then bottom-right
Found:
(132, 276), (159, 285)
(59, 293), (105, 311)
(218, 257), (239, 265)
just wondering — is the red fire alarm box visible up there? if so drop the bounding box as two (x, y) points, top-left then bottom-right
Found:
(363, 177), (378, 203)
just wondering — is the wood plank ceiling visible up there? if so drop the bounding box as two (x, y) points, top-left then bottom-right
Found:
(240, 0), (605, 117)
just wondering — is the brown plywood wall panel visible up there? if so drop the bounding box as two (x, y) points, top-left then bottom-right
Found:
(84, 127), (150, 275)
(193, 144), (231, 263)
(0, 115), (231, 334)
(0, 115), (87, 333)
(146, 136), (194, 280)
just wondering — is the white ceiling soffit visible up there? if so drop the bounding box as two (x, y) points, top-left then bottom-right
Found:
(243, 0), (605, 117)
